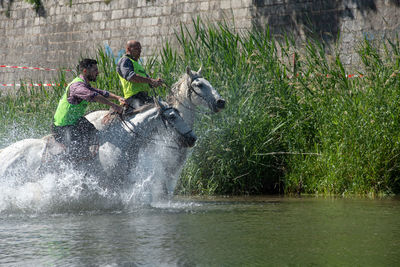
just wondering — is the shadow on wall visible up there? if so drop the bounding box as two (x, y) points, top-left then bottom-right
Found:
(251, 0), (399, 43)
(1, 0), (46, 17)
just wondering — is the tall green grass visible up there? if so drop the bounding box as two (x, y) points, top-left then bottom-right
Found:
(0, 73), (67, 146)
(163, 19), (400, 196)
(1, 18), (400, 196)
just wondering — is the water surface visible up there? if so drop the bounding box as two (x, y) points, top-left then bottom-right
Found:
(1, 196), (399, 266)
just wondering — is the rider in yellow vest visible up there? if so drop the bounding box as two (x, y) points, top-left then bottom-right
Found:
(53, 58), (126, 161)
(117, 40), (164, 109)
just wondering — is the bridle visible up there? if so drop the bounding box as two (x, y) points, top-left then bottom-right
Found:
(117, 104), (191, 150)
(171, 77), (214, 115)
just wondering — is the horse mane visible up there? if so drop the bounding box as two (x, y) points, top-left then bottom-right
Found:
(127, 103), (155, 116)
(101, 103), (157, 127)
(167, 70), (203, 106)
(167, 73), (190, 105)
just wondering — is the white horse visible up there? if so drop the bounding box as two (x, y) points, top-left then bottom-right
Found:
(146, 66), (226, 194)
(0, 100), (197, 191)
(85, 67), (225, 195)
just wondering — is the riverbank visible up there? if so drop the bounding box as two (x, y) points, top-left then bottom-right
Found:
(1, 19), (400, 196)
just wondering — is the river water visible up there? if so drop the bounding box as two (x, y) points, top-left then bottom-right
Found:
(1, 183), (399, 266)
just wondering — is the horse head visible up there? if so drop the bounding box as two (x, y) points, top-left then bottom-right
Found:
(121, 100), (197, 149)
(186, 66), (226, 112)
(169, 67), (226, 114)
(155, 99), (197, 148)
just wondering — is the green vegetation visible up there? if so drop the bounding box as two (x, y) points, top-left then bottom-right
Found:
(2, 0), (42, 17)
(1, 19), (400, 196)
(167, 19), (400, 196)
(24, 0), (42, 13)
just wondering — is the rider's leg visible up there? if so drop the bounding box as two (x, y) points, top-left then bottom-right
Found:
(73, 117), (99, 159)
(51, 124), (70, 154)
(126, 92), (154, 110)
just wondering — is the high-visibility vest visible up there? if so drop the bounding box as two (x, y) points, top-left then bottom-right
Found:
(118, 56), (151, 99)
(53, 77), (89, 126)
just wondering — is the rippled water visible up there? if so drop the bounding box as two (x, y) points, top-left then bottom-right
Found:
(1, 192), (399, 266)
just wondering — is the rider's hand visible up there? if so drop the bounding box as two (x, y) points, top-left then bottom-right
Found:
(118, 97), (126, 105)
(150, 78), (164, 87)
(113, 104), (124, 114)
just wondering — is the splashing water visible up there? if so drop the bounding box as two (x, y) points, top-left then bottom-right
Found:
(123, 134), (185, 206)
(0, 132), (186, 214)
(0, 167), (115, 214)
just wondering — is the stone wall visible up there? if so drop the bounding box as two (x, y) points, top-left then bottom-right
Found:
(0, 0), (399, 85)
(252, 0), (400, 66)
(0, 0), (252, 84)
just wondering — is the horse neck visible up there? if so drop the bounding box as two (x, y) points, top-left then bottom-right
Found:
(173, 84), (196, 127)
(100, 107), (160, 148)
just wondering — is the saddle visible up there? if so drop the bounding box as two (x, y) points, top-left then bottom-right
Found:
(101, 104), (155, 126)
(101, 111), (119, 126)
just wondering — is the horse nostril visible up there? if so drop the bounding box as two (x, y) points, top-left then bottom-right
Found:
(188, 135), (197, 147)
(216, 99), (226, 109)
(180, 133), (197, 147)
(186, 134), (197, 147)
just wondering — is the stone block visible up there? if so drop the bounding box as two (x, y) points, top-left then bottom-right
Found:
(221, 0), (231, 9)
(146, 26), (160, 36)
(232, 0), (243, 9)
(111, 29), (124, 38)
(119, 0), (131, 9)
(162, 5), (172, 15)
(241, 0), (252, 8)
(200, 2), (209, 11)
(103, 30), (111, 39)
(99, 21), (106, 30)
(183, 3), (199, 13)
(137, 0), (147, 8)
(111, 10), (124, 20)
(92, 11), (104, 21)
(233, 8), (250, 18)
(133, 8), (141, 17)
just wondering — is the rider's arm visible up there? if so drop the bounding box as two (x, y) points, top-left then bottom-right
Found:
(117, 57), (163, 87)
(129, 75), (162, 87)
(108, 92), (126, 105)
(68, 82), (123, 113)
(93, 95), (123, 114)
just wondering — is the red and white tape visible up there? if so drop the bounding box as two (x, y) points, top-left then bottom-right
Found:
(0, 65), (72, 72)
(1, 83), (59, 87)
(1, 64), (72, 87)
(288, 73), (365, 79)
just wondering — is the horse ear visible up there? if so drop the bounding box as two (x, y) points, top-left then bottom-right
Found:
(197, 66), (202, 76)
(186, 66), (193, 79)
(156, 97), (165, 109)
(154, 97), (160, 108)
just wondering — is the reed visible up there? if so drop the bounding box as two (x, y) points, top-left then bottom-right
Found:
(0, 74), (66, 146)
(165, 19), (400, 196)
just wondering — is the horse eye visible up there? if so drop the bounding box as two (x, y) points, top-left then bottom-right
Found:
(169, 113), (177, 120)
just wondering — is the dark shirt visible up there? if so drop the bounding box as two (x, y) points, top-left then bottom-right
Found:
(67, 75), (110, 104)
(116, 54), (148, 81)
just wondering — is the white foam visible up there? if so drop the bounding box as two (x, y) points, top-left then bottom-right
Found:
(0, 126), (188, 214)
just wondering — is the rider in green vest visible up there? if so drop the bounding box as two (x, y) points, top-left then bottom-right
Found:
(116, 40), (164, 110)
(52, 58), (126, 162)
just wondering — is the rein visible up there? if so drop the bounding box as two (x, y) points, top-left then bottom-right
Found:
(117, 105), (183, 150)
